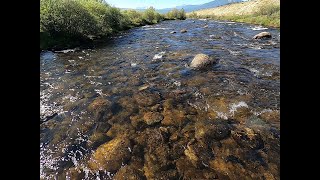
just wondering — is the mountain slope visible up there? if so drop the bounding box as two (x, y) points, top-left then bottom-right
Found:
(191, 0), (279, 16)
(178, 0), (244, 12)
(139, 0), (244, 14)
(188, 0), (280, 27)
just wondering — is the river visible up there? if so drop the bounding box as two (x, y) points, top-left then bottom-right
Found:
(40, 19), (280, 179)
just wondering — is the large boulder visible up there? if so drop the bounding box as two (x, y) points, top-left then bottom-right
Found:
(190, 54), (216, 69)
(180, 29), (187, 33)
(253, 32), (272, 39)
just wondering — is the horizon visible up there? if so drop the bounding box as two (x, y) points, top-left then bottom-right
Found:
(104, 0), (215, 9)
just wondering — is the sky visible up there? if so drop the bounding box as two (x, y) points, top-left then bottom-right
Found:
(104, 0), (215, 9)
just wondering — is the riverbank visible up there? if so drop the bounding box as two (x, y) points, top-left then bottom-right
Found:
(187, 0), (280, 28)
(40, 0), (186, 51)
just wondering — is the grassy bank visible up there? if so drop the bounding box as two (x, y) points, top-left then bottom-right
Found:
(187, 0), (280, 28)
(40, 0), (186, 50)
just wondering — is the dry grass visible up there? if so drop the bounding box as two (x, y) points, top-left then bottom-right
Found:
(187, 0), (280, 28)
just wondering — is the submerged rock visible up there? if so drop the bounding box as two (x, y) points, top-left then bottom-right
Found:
(140, 128), (176, 179)
(106, 123), (135, 138)
(195, 119), (231, 143)
(161, 108), (187, 127)
(184, 139), (213, 168)
(176, 157), (218, 179)
(143, 112), (164, 125)
(113, 161), (145, 180)
(190, 53), (216, 69)
(88, 135), (132, 172)
(232, 127), (264, 150)
(253, 32), (272, 39)
(144, 146), (174, 179)
(258, 110), (280, 123)
(88, 98), (111, 112)
(133, 91), (161, 107)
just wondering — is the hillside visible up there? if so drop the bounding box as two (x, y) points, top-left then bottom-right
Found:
(188, 0), (280, 27)
(158, 0), (243, 13)
(126, 0), (245, 14)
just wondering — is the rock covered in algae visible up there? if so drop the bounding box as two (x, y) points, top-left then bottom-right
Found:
(232, 127), (264, 150)
(113, 161), (145, 180)
(88, 98), (111, 112)
(143, 112), (164, 125)
(258, 110), (280, 123)
(176, 157), (218, 179)
(88, 135), (132, 172)
(133, 91), (161, 107)
(87, 97), (112, 121)
(161, 108), (187, 126)
(184, 139), (214, 168)
(195, 119), (231, 143)
(106, 123), (135, 138)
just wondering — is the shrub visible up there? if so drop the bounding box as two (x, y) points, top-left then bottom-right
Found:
(143, 7), (162, 24)
(40, 0), (98, 38)
(178, 9), (186, 20)
(122, 9), (144, 26)
(256, 4), (280, 16)
(188, 11), (198, 19)
(166, 8), (186, 20)
(40, 0), (166, 50)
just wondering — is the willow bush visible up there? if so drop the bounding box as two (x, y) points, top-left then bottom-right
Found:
(166, 8), (186, 20)
(40, 0), (165, 50)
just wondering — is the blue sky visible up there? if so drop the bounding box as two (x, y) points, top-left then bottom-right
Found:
(104, 0), (214, 9)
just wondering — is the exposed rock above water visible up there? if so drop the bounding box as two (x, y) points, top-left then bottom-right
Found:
(190, 53), (216, 69)
(253, 32), (272, 39)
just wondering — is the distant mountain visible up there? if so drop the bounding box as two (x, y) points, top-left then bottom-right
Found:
(156, 0), (245, 14)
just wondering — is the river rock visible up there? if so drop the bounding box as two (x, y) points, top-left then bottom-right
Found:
(184, 139), (213, 168)
(113, 162), (145, 180)
(258, 110), (280, 123)
(176, 157), (218, 179)
(203, 25), (209, 28)
(143, 112), (164, 125)
(106, 123), (135, 138)
(133, 91), (161, 107)
(180, 29), (187, 33)
(253, 32), (272, 39)
(190, 53), (216, 69)
(170, 31), (176, 34)
(195, 119), (231, 143)
(88, 98), (111, 112)
(232, 127), (264, 150)
(161, 108), (187, 127)
(88, 135), (132, 172)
